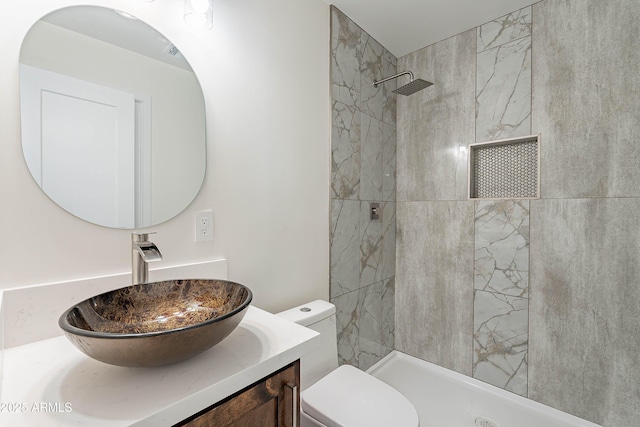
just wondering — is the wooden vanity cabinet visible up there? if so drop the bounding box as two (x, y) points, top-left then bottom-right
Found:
(176, 360), (300, 427)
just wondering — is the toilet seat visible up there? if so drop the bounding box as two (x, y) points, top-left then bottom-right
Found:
(301, 364), (419, 427)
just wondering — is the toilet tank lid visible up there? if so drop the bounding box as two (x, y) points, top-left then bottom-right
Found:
(301, 364), (419, 427)
(276, 300), (335, 327)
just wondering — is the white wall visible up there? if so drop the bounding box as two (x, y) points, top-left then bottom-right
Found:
(0, 0), (330, 313)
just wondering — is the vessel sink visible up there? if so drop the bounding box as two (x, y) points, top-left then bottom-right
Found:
(59, 279), (252, 367)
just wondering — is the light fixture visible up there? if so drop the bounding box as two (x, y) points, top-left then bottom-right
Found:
(184, 0), (213, 30)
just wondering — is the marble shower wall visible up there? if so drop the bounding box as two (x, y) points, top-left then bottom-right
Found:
(476, 7), (532, 142)
(396, 5), (534, 395)
(330, 6), (397, 371)
(473, 200), (530, 395)
(473, 9), (532, 396)
(396, 1), (640, 425)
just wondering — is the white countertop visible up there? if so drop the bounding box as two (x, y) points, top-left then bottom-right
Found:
(1, 306), (319, 427)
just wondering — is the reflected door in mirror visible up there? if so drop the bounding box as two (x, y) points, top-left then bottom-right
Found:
(19, 6), (206, 229)
(20, 64), (152, 228)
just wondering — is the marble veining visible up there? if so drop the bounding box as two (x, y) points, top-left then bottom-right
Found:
(332, 102), (361, 199)
(359, 200), (384, 287)
(473, 200), (530, 395)
(330, 199), (361, 298)
(330, 6), (396, 371)
(331, 199), (396, 300)
(360, 33), (385, 122)
(476, 35), (531, 142)
(331, 5), (362, 200)
(474, 200), (529, 297)
(471, 6), (532, 398)
(360, 201), (395, 287)
(358, 280), (384, 371)
(331, 7), (361, 110)
(335, 287), (359, 366)
(473, 290), (528, 396)
(360, 113), (383, 201)
(393, 0), (640, 424)
(380, 277), (395, 353)
(334, 278), (394, 370)
(477, 7), (532, 53)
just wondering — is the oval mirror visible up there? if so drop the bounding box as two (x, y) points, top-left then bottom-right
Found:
(19, 6), (206, 229)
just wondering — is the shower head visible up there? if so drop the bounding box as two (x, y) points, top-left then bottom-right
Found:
(374, 71), (433, 96)
(394, 78), (433, 96)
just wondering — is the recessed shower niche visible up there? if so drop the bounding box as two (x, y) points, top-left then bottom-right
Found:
(468, 134), (540, 200)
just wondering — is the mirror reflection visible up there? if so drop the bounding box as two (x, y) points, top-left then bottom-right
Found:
(19, 6), (206, 229)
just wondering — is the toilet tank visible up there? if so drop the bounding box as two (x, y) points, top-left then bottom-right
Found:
(277, 300), (338, 390)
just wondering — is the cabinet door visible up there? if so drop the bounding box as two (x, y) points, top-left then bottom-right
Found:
(178, 360), (300, 427)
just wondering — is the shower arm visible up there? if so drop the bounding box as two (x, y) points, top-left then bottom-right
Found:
(374, 71), (415, 87)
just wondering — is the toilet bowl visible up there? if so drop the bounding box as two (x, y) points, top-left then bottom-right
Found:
(277, 300), (419, 427)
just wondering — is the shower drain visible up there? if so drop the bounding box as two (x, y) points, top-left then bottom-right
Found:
(475, 417), (498, 427)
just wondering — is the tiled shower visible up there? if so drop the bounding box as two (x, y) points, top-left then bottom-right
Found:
(330, 6), (397, 371)
(330, 1), (640, 426)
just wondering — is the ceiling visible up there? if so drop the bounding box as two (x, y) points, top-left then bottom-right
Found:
(39, 2), (542, 68)
(326, 0), (540, 57)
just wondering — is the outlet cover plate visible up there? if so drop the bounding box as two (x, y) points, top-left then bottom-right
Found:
(196, 210), (214, 241)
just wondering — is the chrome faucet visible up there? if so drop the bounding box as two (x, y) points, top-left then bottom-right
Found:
(132, 233), (163, 285)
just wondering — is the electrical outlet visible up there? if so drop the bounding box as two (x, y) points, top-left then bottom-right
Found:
(196, 210), (214, 241)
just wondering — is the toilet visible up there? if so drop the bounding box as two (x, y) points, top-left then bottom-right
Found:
(277, 300), (419, 427)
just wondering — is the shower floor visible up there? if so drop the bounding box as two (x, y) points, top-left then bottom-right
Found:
(367, 351), (601, 427)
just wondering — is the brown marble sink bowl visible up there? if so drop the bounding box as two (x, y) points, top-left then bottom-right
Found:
(59, 279), (252, 367)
